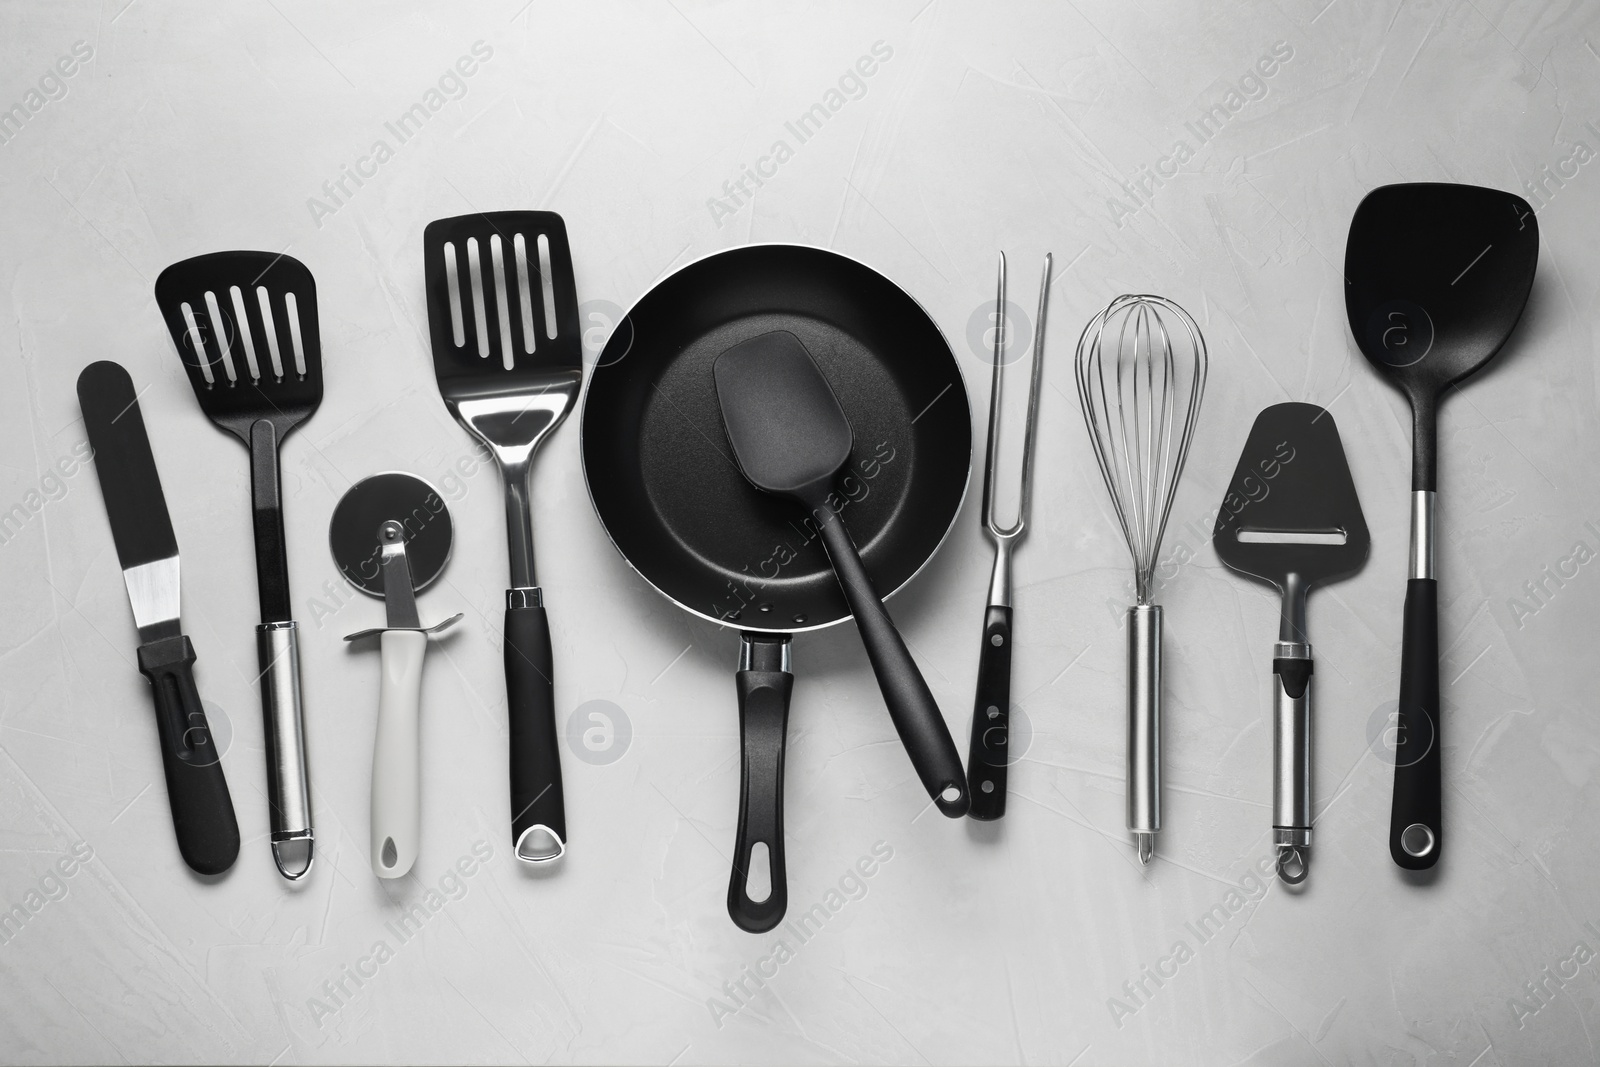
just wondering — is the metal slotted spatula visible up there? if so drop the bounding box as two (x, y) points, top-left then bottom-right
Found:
(423, 212), (581, 863)
(155, 251), (323, 881)
(1213, 403), (1369, 884)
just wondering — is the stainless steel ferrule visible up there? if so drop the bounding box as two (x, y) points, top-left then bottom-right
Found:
(1126, 604), (1161, 835)
(506, 587), (543, 609)
(1409, 490), (1435, 580)
(986, 537), (1015, 609)
(257, 621), (313, 879)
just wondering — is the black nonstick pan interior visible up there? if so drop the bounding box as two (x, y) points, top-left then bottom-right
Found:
(583, 244), (969, 629)
(581, 244), (970, 931)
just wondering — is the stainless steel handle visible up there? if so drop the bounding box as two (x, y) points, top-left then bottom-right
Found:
(1273, 641), (1312, 884)
(257, 621), (314, 880)
(1126, 604), (1161, 863)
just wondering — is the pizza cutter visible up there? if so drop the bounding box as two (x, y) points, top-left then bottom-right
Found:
(330, 473), (462, 878)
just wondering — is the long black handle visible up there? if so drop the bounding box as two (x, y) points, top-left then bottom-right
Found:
(248, 420), (292, 622)
(505, 599), (567, 860)
(1390, 578), (1441, 869)
(815, 513), (968, 817)
(136, 635), (240, 875)
(965, 605), (1012, 820)
(727, 634), (792, 933)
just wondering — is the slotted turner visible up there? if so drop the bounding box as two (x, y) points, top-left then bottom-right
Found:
(155, 250), (323, 881)
(1214, 403), (1369, 884)
(423, 211), (580, 863)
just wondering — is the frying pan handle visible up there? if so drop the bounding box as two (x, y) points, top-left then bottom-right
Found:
(505, 594), (567, 863)
(965, 606), (1012, 820)
(137, 634), (240, 876)
(815, 512), (968, 817)
(728, 633), (792, 933)
(1390, 578), (1442, 869)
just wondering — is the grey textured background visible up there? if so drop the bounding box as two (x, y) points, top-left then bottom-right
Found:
(3, 1), (1599, 1064)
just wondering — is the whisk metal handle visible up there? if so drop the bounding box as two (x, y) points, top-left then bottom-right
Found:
(1127, 605), (1161, 858)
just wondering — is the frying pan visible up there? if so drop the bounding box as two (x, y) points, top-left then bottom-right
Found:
(581, 244), (970, 932)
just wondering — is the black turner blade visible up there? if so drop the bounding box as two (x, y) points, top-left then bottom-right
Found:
(1214, 402), (1369, 638)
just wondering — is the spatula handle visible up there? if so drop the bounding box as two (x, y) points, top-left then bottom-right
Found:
(1390, 577), (1441, 869)
(137, 634), (240, 876)
(965, 605), (1012, 820)
(728, 633), (791, 933)
(816, 513), (968, 817)
(505, 593), (567, 862)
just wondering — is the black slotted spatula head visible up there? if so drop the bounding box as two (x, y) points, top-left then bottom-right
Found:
(154, 252), (324, 443)
(423, 212), (581, 411)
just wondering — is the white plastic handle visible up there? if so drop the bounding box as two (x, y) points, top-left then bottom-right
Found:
(371, 629), (426, 879)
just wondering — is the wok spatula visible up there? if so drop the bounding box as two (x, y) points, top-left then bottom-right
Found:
(423, 211), (581, 863)
(155, 251), (323, 880)
(1214, 403), (1368, 883)
(713, 329), (969, 818)
(1344, 183), (1537, 870)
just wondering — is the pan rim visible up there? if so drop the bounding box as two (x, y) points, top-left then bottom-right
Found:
(579, 241), (971, 635)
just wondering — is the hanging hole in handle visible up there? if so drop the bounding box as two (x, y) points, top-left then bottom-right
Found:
(381, 838), (398, 869)
(1276, 847), (1308, 884)
(516, 825), (565, 863)
(273, 836), (313, 880)
(744, 842), (772, 903)
(980, 780), (994, 794)
(941, 786), (963, 804)
(1400, 822), (1436, 858)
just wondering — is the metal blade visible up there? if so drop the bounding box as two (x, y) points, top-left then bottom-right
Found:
(379, 521), (422, 630)
(76, 361), (182, 641)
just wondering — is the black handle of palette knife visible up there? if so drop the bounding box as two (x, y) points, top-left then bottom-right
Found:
(728, 634), (791, 933)
(965, 606), (1012, 820)
(137, 635), (240, 876)
(505, 595), (567, 861)
(815, 512), (968, 817)
(1391, 578), (1442, 869)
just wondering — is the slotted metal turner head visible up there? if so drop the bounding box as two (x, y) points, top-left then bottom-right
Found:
(423, 212), (581, 430)
(154, 252), (324, 443)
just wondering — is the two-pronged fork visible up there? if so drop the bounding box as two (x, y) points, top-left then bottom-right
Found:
(966, 252), (1051, 820)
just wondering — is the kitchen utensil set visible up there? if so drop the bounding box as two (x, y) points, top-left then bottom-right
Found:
(71, 180), (1536, 912)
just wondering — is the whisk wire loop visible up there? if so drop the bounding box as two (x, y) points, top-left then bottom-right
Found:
(1075, 294), (1207, 604)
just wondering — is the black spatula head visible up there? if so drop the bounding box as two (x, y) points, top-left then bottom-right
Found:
(713, 330), (853, 505)
(154, 251), (324, 444)
(1214, 403), (1369, 628)
(1344, 183), (1537, 489)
